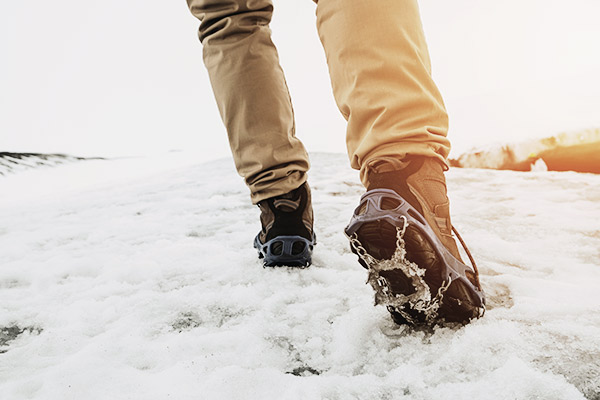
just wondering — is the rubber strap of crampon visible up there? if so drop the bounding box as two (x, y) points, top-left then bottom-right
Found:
(451, 226), (479, 276)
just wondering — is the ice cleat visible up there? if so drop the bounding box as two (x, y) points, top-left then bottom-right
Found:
(254, 182), (316, 267)
(345, 157), (485, 325)
(254, 234), (315, 267)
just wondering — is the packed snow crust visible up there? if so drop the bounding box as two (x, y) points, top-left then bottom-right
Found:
(1, 153), (599, 400)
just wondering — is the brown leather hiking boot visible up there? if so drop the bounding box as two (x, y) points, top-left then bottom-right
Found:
(365, 157), (463, 262)
(345, 156), (484, 324)
(254, 182), (316, 267)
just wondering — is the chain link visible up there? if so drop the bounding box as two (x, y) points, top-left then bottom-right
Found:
(349, 217), (453, 324)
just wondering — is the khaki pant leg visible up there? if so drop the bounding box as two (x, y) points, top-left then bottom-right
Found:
(315, 0), (451, 186)
(187, 0), (310, 203)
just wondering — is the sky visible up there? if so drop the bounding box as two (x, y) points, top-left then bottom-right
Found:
(1, 0), (599, 160)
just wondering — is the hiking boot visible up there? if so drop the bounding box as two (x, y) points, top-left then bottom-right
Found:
(254, 182), (316, 267)
(345, 156), (485, 324)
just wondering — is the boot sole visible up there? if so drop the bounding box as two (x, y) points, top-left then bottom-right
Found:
(254, 234), (316, 268)
(355, 220), (481, 323)
(345, 189), (485, 325)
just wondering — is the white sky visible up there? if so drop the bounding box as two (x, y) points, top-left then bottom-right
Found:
(1, 0), (599, 160)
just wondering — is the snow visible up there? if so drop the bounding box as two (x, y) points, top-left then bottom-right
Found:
(1, 153), (599, 399)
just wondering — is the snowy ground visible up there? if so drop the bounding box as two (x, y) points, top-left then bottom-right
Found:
(1, 153), (599, 400)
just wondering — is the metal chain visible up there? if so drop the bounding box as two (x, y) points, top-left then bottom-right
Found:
(349, 217), (453, 324)
(349, 233), (378, 266)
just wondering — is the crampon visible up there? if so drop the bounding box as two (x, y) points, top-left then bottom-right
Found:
(345, 189), (485, 325)
(254, 233), (316, 268)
